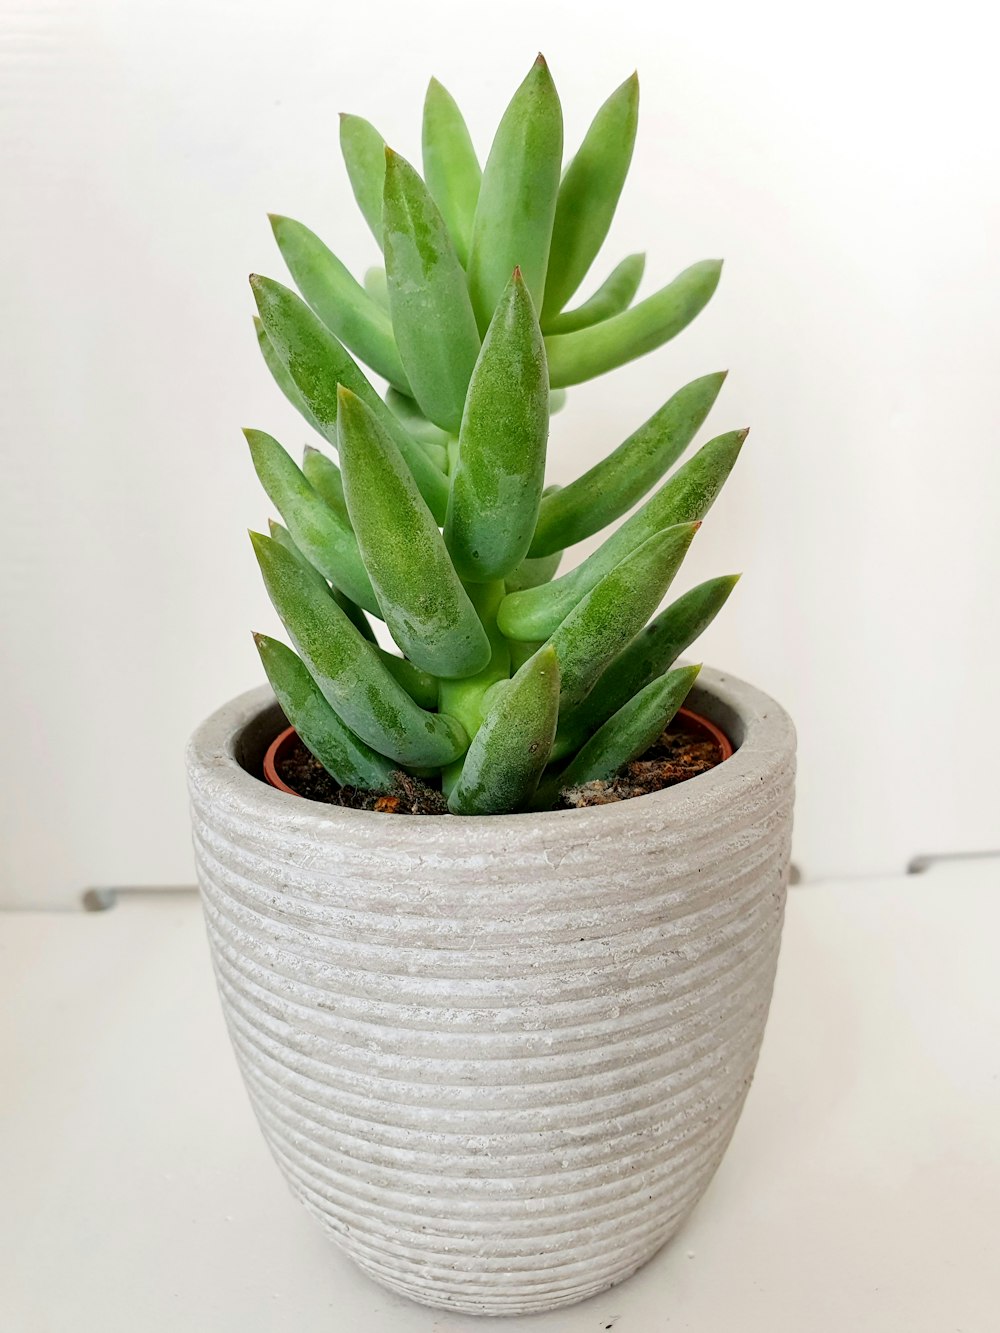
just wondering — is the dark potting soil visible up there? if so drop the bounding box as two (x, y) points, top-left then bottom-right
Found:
(274, 724), (724, 815)
(558, 728), (722, 808)
(276, 739), (450, 814)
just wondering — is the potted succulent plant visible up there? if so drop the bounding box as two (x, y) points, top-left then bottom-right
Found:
(187, 56), (795, 1317)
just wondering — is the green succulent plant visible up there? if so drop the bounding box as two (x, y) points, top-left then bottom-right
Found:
(247, 55), (744, 815)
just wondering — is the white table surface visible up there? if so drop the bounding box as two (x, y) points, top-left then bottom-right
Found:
(2, 860), (998, 1332)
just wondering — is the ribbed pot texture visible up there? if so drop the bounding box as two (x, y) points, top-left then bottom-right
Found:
(187, 666), (795, 1316)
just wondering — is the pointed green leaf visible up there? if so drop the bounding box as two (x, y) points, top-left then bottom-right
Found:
(382, 148), (481, 433)
(437, 580), (512, 796)
(448, 646), (560, 814)
(422, 77), (482, 267)
(269, 214), (409, 390)
(331, 587), (376, 640)
(244, 429), (378, 613)
(301, 445), (347, 521)
(267, 515), (331, 584)
(336, 387), (491, 678)
(269, 517), (379, 645)
(542, 73), (639, 319)
(384, 389), (451, 467)
(504, 548), (562, 594)
(542, 253), (645, 336)
(254, 633), (395, 789)
(545, 259), (722, 388)
(541, 523), (699, 708)
(340, 113), (385, 245)
(467, 55), (563, 331)
(363, 266), (389, 310)
(529, 371), (727, 556)
(251, 532), (468, 766)
(268, 515), (386, 645)
(556, 664), (701, 793)
(376, 653), (439, 710)
(268, 518), (436, 703)
(445, 269), (549, 581)
(554, 575), (738, 757)
(254, 317), (324, 435)
(250, 275), (449, 521)
(499, 429), (745, 641)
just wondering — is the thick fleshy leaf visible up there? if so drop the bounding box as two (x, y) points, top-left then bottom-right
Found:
(504, 548), (562, 594)
(268, 515), (381, 637)
(339, 113), (386, 245)
(437, 580), (511, 795)
(363, 266), (389, 310)
(422, 78), (482, 267)
(542, 73), (639, 320)
(384, 390), (450, 467)
(540, 523), (700, 707)
(499, 429), (745, 640)
(269, 517), (446, 707)
(330, 588), (376, 640)
(445, 269), (549, 581)
(529, 371), (727, 556)
(269, 214), (409, 390)
(553, 575), (737, 757)
(336, 387), (491, 678)
(254, 317), (324, 435)
(301, 446), (347, 521)
(382, 149), (481, 433)
(254, 633), (395, 789)
(375, 653), (439, 710)
(554, 664), (701, 793)
(546, 259), (722, 388)
(267, 515), (336, 588)
(466, 55), (563, 332)
(448, 646), (560, 814)
(542, 253), (645, 336)
(244, 429), (377, 613)
(250, 275), (449, 522)
(251, 532), (468, 766)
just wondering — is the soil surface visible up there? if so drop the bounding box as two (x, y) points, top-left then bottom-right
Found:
(558, 728), (722, 808)
(274, 722), (725, 814)
(277, 740), (449, 814)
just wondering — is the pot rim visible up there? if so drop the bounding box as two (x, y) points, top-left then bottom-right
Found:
(187, 665), (795, 842)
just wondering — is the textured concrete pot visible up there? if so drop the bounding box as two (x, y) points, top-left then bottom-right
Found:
(187, 666), (795, 1316)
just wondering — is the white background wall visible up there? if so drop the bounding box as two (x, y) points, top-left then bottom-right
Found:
(2, 0), (998, 907)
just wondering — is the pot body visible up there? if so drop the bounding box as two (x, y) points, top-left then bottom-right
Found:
(187, 667), (795, 1316)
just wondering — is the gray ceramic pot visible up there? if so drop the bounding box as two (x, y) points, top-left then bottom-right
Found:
(187, 666), (795, 1316)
